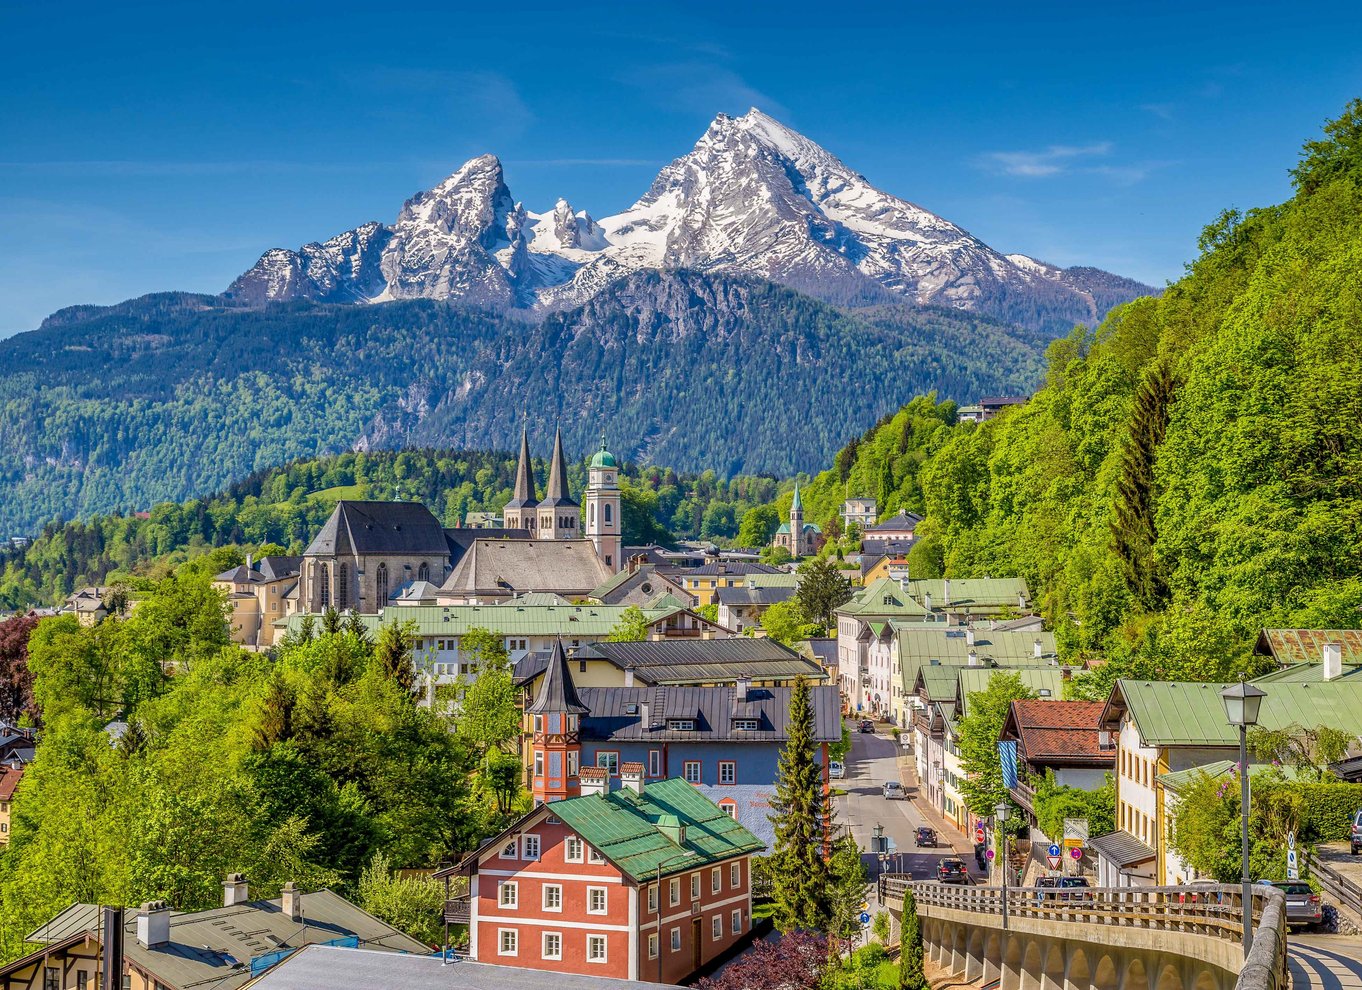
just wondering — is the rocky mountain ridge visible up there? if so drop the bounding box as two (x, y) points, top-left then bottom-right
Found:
(227, 109), (1154, 331)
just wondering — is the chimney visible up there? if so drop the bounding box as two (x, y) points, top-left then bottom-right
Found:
(1324, 642), (1344, 682)
(222, 873), (249, 907)
(965, 627), (975, 647)
(967, 650), (979, 667)
(620, 762), (645, 796)
(736, 677), (751, 703)
(246, 553), (254, 573)
(100, 907), (124, 990)
(1034, 639), (1044, 659)
(923, 591), (932, 613)
(136, 901), (170, 949)
(624, 668), (635, 687)
(899, 577), (907, 593)
(942, 579), (951, 604)
(1018, 592), (1027, 610)
(657, 814), (687, 847)
(640, 702), (651, 731)
(281, 882), (302, 922)
(579, 766), (608, 797)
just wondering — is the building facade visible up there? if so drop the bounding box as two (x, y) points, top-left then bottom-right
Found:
(840, 498), (878, 531)
(584, 436), (622, 572)
(771, 484), (820, 558)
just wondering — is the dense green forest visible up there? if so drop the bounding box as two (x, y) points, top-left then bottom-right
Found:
(0, 449), (788, 608)
(0, 270), (1046, 536)
(783, 100), (1362, 684)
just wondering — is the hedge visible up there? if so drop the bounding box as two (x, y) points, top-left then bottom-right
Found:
(1256, 782), (1362, 842)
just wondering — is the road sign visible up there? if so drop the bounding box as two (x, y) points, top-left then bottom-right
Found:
(1288, 831), (1296, 850)
(1063, 818), (1089, 845)
(860, 901), (869, 912)
(1287, 848), (1299, 880)
(1048, 844), (1061, 858)
(859, 912), (871, 925)
(1070, 847), (1083, 860)
(976, 826), (986, 843)
(1047, 855), (1062, 870)
(986, 849), (995, 861)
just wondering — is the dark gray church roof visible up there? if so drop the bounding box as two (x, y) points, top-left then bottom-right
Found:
(506, 427), (539, 510)
(540, 426), (578, 509)
(304, 501), (451, 557)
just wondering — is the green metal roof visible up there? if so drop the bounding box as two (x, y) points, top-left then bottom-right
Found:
(1251, 663), (1362, 683)
(589, 435), (618, 469)
(956, 668), (1065, 718)
(550, 778), (765, 882)
(896, 627), (1058, 696)
(745, 573), (800, 589)
(837, 577), (935, 618)
(1158, 760), (1301, 794)
(1106, 679), (1362, 747)
(916, 665), (968, 702)
(283, 603), (685, 639)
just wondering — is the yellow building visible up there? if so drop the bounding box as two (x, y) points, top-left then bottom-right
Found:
(0, 766), (21, 847)
(211, 555), (301, 648)
(678, 561), (786, 606)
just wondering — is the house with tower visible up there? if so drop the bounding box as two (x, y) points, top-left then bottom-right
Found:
(770, 483), (821, 558)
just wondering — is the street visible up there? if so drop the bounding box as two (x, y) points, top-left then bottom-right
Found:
(835, 728), (978, 906)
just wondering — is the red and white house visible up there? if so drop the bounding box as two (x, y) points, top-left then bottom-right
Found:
(438, 765), (765, 984)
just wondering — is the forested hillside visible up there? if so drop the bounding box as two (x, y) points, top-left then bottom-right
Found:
(0, 449), (782, 609)
(789, 100), (1362, 684)
(0, 271), (1046, 536)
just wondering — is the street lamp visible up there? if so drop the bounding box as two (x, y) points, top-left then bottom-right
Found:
(994, 801), (1011, 931)
(1221, 679), (1266, 958)
(873, 822), (888, 874)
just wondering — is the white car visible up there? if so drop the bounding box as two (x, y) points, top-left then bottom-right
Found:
(829, 761), (846, 779)
(883, 781), (906, 800)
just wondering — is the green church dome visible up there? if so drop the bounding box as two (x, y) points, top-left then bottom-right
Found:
(590, 434), (617, 469)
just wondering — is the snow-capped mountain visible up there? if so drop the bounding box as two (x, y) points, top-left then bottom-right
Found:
(226, 109), (1153, 328)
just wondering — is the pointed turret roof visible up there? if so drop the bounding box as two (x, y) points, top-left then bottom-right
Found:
(791, 482), (802, 513)
(541, 426), (578, 508)
(527, 638), (589, 715)
(506, 426), (539, 510)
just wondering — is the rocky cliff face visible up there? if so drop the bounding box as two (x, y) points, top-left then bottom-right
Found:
(226, 109), (1155, 331)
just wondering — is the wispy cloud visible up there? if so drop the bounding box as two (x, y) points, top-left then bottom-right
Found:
(1140, 102), (1176, 121)
(622, 62), (788, 120)
(980, 142), (1114, 178)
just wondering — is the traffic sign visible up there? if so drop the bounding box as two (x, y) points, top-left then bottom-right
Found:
(1048, 844), (1061, 858)
(976, 825), (986, 843)
(1047, 855), (1062, 870)
(1288, 831), (1296, 850)
(1070, 848), (1083, 860)
(859, 912), (871, 925)
(986, 849), (995, 861)
(860, 901), (869, 912)
(1287, 848), (1299, 880)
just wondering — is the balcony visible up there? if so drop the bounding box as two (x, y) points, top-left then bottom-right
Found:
(443, 897), (471, 924)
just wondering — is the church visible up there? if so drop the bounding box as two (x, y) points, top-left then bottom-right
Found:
(770, 483), (821, 558)
(294, 427), (624, 614)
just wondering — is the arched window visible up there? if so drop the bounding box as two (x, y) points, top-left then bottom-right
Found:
(604, 504), (612, 524)
(418, 561), (430, 582)
(590, 504), (596, 526)
(336, 562), (349, 609)
(376, 563), (389, 604)
(319, 564), (330, 608)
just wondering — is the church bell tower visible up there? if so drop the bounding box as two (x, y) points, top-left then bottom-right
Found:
(585, 435), (622, 572)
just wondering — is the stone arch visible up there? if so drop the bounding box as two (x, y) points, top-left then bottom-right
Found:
(1155, 964), (1183, 990)
(376, 562), (389, 605)
(418, 561), (430, 582)
(1093, 954), (1119, 990)
(319, 562), (330, 608)
(1066, 948), (1091, 990)
(1042, 943), (1066, 990)
(1125, 956), (1149, 990)
(1191, 970), (1220, 990)
(983, 932), (1003, 986)
(1019, 939), (1044, 990)
(963, 927), (985, 981)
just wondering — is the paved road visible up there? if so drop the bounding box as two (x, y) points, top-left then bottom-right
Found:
(1290, 936), (1362, 990)
(835, 729), (977, 909)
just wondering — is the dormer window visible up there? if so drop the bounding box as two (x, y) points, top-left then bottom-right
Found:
(732, 719), (760, 731)
(668, 719), (696, 731)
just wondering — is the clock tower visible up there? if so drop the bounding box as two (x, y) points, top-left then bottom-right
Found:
(584, 434), (623, 572)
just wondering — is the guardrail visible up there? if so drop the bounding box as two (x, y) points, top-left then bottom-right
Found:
(1305, 850), (1362, 919)
(880, 877), (1287, 990)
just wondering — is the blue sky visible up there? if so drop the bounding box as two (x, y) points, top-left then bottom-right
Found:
(2, 0), (1360, 333)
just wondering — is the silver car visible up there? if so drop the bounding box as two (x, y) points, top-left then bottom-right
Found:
(883, 781), (905, 800)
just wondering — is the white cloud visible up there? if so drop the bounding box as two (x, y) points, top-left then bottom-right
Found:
(980, 142), (1114, 178)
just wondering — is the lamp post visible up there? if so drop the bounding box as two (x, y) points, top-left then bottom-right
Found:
(1221, 679), (1266, 959)
(995, 801), (1011, 930)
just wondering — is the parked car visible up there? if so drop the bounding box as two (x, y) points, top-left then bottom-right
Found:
(1057, 876), (1092, 901)
(883, 781), (906, 800)
(858, 719), (876, 733)
(828, 761), (845, 780)
(1033, 876), (1059, 902)
(937, 858), (969, 884)
(1261, 880), (1323, 928)
(1351, 809), (1362, 854)
(915, 827), (937, 848)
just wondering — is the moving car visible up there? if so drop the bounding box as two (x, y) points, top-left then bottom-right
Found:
(937, 858), (969, 884)
(829, 761), (845, 780)
(883, 781), (906, 800)
(1351, 809), (1362, 854)
(858, 719), (876, 733)
(915, 827), (937, 848)
(1261, 880), (1323, 928)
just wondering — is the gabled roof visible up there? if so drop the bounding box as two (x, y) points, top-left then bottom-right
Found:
(837, 577), (935, 618)
(572, 639), (825, 686)
(745, 572), (800, 589)
(1255, 629), (1362, 666)
(681, 561), (783, 578)
(441, 539), (612, 596)
(1000, 700), (1113, 768)
(304, 501), (450, 557)
(713, 585), (795, 607)
(305, 603), (689, 640)
(528, 639), (589, 715)
(0, 765), (21, 801)
(1157, 760), (1300, 794)
(549, 778), (765, 882)
(577, 684), (842, 743)
(865, 510), (923, 533)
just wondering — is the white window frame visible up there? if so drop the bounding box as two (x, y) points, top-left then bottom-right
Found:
(731, 909), (742, 934)
(588, 844), (605, 864)
(712, 914), (723, 940)
(521, 834), (541, 860)
(684, 761), (701, 784)
(711, 867), (721, 894)
(565, 836), (583, 863)
(669, 878), (681, 906)
(498, 881), (518, 909)
(648, 749), (661, 777)
(647, 883), (658, 913)
(543, 884), (562, 912)
(648, 932), (659, 959)
(597, 752), (620, 775)
(587, 935), (607, 964)
(498, 928), (518, 956)
(542, 931), (562, 960)
(730, 862), (740, 889)
(690, 872), (700, 901)
(670, 927), (681, 952)
(499, 838), (518, 859)
(719, 761), (736, 785)
(587, 886), (608, 915)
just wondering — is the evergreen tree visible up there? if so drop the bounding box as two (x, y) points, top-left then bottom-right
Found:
(1109, 358), (1176, 609)
(825, 834), (869, 957)
(769, 675), (831, 932)
(796, 557), (853, 629)
(898, 889), (926, 990)
(321, 607), (342, 636)
(374, 621), (417, 694)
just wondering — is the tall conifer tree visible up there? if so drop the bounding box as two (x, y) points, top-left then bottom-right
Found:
(1110, 358), (1176, 609)
(769, 675), (831, 931)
